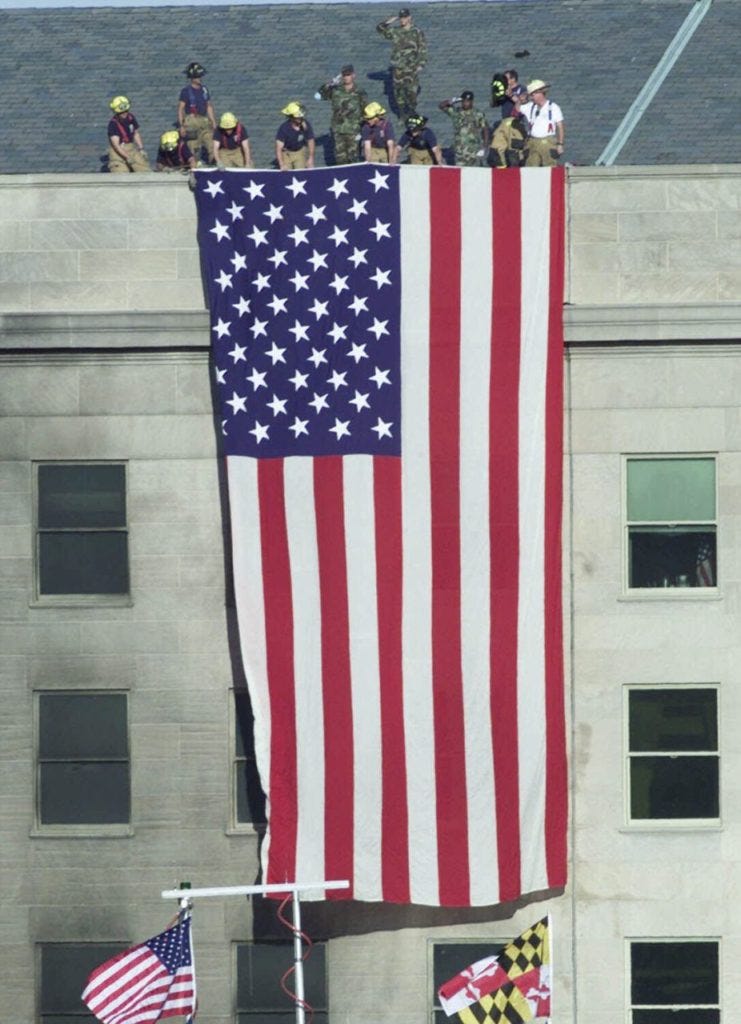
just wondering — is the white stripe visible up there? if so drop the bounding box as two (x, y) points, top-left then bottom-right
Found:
(399, 166), (438, 905)
(94, 970), (166, 1023)
(283, 456), (326, 882)
(343, 455), (383, 900)
(458, 168), (499, 906)
(517, 170), (550, 892)
(85, 956), (160, 1012)
(226, 457), (272, 865)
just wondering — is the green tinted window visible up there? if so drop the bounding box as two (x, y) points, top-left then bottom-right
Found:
(627, 458), (715, 522)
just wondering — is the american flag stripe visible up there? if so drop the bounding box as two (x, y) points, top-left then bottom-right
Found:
(258, 458), (297, 882)
(430, 170), (469, 908)
(374, 455), (409, 902)
(519, 170), (552, 895)
(544, 168), (567, 885)
(399, 168), (438, 905)
(489, 170), (522, 902)
(460, 170), (497, 908)
(284, 458), (325, 884)
(314, 457), (354, 892)
(344, 456), (383, 897)
(205, 165), (565, 907)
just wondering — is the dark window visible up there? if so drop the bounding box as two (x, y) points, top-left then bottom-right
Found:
(628, 688), (719, 821)
(626, 458), (716, 589)
(432, 943), (505, 1024)
(630, 940), (719, 1022)
(236, 942), (327, 1023)
(37, 693), (130, 826)
(37, 463), (129, 596)
(234, 691), (266, 826)
(39, 942), (128, 1023)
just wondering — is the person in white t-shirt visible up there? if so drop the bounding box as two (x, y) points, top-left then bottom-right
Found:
(521, 79), (564, 167)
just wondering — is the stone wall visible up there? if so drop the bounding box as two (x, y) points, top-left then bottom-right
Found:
(2, 166), (741, 319)
(568, 165), (741, 306)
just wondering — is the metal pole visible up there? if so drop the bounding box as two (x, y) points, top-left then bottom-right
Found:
(161, 880), (349, 1024)
(292, 890), (306, 1024)
(162, 880), (349, 900)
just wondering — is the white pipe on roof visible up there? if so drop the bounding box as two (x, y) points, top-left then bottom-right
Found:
(595, 0), (713, 166)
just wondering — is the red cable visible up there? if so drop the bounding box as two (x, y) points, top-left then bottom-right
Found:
(277, 894), (315, 1024)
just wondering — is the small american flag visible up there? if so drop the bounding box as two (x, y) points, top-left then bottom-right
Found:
(696, 537), (714, 587)
(82, 915), (195, 1024)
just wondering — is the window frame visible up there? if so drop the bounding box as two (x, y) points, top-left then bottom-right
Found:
(622, 453), (719, 598)
(228, 688), (267, 834)
(623, 684), (720, 829)
(37, 940), (130, 1023)
(428, 938), (507, 1024)
(626, 937), (721, 1022)
(32, 460), (132, 607)
(233, 940), (328, 1022)
(33, 689), (133, 838)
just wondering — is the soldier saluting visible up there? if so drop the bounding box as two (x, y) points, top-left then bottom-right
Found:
(376, 7), (427, 120)
(318, 64), (368, 165)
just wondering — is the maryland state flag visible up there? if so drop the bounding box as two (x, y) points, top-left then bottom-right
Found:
(438, 917), (551, 1023)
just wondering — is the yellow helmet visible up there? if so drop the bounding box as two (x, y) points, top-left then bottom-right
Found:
(109, 95), (130, 113)
(281, 101), (305, 118)
(160, 130), (180, 151)
(219, 112), (238, 130)
(364, 101), (386, 120)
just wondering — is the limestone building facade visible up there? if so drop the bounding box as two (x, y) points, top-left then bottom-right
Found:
(2, 166), (740, 1023)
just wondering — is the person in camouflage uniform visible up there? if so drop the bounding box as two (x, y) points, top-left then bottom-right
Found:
(318, 64), (368, 165)
(376, 8), (427, 120)
(438, 90), (489, 166)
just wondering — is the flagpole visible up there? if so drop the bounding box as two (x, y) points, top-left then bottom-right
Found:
(178, 891), (197, 1024)
(292, 890), (306, 1024)
(162, 879), (349, 1024)
(547, 912), (553, 1024)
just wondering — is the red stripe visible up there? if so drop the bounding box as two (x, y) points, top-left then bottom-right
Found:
(428, 168), (469, 906)
(313, 457), (354, 898)
(544, 168), (568, 887)
(373, 454), (409, 902)
(257, 458), (297, 884)
(489, 169), (522, 901)
(94, 961), (168, 1024)
(84, 947), (149, 997)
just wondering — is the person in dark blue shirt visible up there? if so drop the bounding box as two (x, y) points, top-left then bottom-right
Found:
(178, 62), (217, 164)
(395, 114), (442, 164)
(275, 103), (315, 170)
(156, 130), (195, 172)
(107, 96), (150, 173)
(361, 102), (396, 163)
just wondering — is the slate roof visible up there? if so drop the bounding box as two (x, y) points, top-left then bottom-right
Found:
(0, 0), (738, 172)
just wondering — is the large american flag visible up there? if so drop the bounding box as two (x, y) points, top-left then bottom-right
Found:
(195, 164), (566, 907)
(82, 916), (195, 1024)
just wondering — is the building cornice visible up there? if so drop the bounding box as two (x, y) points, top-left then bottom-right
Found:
(564, 303), (741, 344)
(0, 311), (209, 351)
(2, 304), (741, 354)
